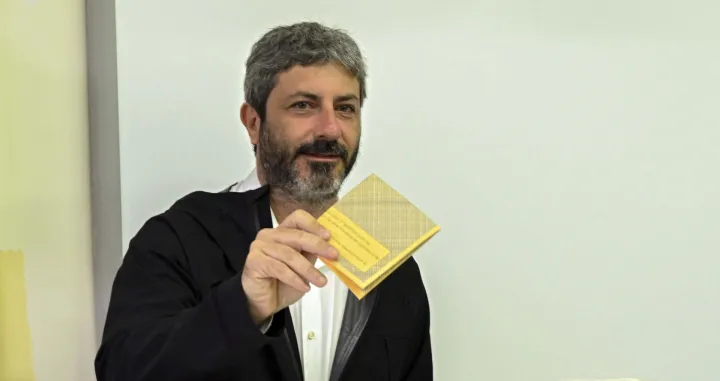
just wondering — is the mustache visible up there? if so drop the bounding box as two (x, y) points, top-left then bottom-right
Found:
(295, 139), (349, 161)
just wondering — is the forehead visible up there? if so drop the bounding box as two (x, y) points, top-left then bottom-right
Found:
(271, 63), (361, 99)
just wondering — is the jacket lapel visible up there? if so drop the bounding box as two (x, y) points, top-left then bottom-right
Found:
(216, 186), (304, 380)
(285, 308), (303, 379)
(252, 190), (304, 380)
(329, 289), (378, 381)
(276, 314), (304, 381)
(214, 185), (271, 273)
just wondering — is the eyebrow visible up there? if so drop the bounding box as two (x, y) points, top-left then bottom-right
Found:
(287, 91), (360, 103)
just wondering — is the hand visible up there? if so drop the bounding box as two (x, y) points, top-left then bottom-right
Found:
(241, 209), (339, 325)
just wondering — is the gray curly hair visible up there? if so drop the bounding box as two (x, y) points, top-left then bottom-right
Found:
(244, 21), (368, 125)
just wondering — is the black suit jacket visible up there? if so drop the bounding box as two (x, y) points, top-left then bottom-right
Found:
(95, 185), (433, 381)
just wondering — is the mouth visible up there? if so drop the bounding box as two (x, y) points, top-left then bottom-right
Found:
(300, 153), (342, 162)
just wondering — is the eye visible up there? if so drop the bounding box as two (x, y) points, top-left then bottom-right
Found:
(291, 101), (313, 110)
(337, 104), (356, 113)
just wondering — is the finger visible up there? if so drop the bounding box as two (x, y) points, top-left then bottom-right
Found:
(281, 209), (331, 240)
(264, 256), (312, 293)
(263, 242), (327, 287)
(270, 227), (338, 260)
(300, 250), (320, 264)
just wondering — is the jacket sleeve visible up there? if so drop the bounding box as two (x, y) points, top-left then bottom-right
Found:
(94, 216), (284, 381)
(403, 328), (432, 380)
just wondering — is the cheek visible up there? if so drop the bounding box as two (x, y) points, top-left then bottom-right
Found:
(342, 125), (361, 149)
(277, 117), (317, 145)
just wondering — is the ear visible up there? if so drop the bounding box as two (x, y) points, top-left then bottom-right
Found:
(240, 103), (261, 146)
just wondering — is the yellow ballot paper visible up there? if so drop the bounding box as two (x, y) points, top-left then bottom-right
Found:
(0, 250), (36, 381)
(317, 174), (440, 299)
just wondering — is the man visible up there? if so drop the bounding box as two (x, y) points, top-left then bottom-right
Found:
(95, 21), (432, 381)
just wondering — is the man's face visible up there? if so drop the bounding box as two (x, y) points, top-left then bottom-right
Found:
(256, 63), (361, 206)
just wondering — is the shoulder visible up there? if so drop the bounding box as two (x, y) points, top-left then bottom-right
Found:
(401, 257), (430, 304)
(119, 189), (266, 289)
(367, 256), (430, 339)
(394, 257), (428, 291)
(127, 188), (265, 254)
(127, 192), (224, 245)
(379, 256), (430, 312)
(168, 190), (247, 217)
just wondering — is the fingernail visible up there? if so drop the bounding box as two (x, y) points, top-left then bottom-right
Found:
(322, 229), (331, 239)
(328, 247), (338, 258)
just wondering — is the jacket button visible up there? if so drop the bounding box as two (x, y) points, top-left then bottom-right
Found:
(307, 331), (316, 340)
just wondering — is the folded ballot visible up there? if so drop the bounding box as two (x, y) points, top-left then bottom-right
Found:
(317, 174), (440, 299)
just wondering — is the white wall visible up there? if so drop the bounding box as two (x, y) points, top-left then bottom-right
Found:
(115, 1), (720, 380)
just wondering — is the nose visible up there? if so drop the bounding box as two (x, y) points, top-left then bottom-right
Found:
(316, 106), (342, 140)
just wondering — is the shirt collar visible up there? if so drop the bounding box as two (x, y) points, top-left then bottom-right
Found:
(231, 167), (262, 193)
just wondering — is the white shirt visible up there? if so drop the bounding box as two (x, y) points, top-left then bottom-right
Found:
(230, 169), (348, 380)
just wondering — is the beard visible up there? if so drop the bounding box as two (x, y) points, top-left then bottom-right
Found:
(257, 122), (359, 207)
